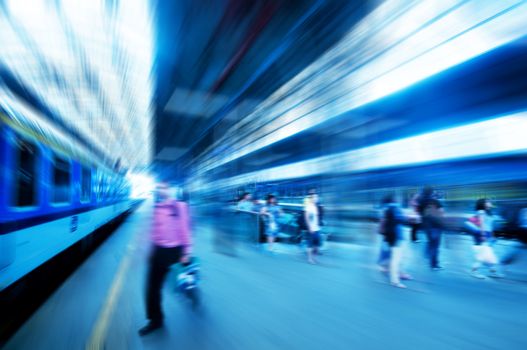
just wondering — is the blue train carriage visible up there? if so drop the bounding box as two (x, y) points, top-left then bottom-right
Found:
(0, 110), (134, 291)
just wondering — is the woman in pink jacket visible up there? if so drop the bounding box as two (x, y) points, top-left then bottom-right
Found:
(139, 183), (192, 336)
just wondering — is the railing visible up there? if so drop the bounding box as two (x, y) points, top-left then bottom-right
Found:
(209, 207), (301, 245)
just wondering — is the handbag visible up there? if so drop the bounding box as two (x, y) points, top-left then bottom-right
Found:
(473, 244), (498, 265)
(168, 257), (200, 292)
(468, 215), (481, 227)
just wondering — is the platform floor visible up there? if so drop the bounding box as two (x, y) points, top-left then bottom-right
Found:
(4, 201), (527, 350)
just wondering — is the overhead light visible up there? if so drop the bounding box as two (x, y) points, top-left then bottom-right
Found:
(193, 112), (527, 191)
(195, 0), (527, 175)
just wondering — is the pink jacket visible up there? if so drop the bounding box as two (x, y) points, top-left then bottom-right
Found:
(150, 200), (192, 255)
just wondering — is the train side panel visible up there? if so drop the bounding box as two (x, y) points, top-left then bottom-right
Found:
(0, 201), (132, 290)
(0, 120), (135, 291)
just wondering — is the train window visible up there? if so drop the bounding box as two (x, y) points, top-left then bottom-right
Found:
(104, 174), (110, 200)
(81, 166), (91, 202)
(52, 155), (71, 203)
(107, 175), (113, 200)
(93, 169), (100, 200)
(12, 137), (38, 207)
(97, 173), (105, 202)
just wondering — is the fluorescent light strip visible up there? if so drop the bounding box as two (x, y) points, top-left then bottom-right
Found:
(189, 0), (440, 167)
(217, 0), (465, 145)
(194, 112), (527, 191)
(196, 0), (527, 174)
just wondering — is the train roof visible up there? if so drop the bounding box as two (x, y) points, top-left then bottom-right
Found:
(0, 98), (117, 174)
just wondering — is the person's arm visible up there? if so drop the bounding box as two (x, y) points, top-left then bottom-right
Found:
(318, 205), (324, 226)
(304, 209), (313, 233)
(490, 214), (497, 238)
(378, 216), (385, 235)
(180, 202), (192, 261)
(377, 208), (385, 234)
(477, 211), (486, 241)
(410, 194), (418, 209)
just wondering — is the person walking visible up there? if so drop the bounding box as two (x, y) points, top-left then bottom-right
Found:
(409, 193), (422, 243)
(236, 192), (254, 212)
(418, 187), (444, 270)
(139, 183), (192, 336)
(469, 198), (504, 279)
(380, 194), (411, 288)
(260, 194), (283, 251)
(304, 194), (322, 264)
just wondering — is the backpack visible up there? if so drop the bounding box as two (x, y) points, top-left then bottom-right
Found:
(383, 206), (398, 245)
(296, 211), (307, 230)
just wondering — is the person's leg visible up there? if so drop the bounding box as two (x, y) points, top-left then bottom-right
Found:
(425, 228), (432, 260)
(378, 241), (390, 271)
(307, 248), (315, 264)
(489, 264), (505, 277)
(471, 245), (486, 279)
(411, 224), (419, 242)
(313, 232), (321, 255)
(307, 233), (316, 263)
(267, 235), (275, 251)
(390, 246), (405, 287)
(471, 262), (484, 278)
(486, 246), (505, 277)
(430, 230), (442, 268)
(146, 248), (169, 324)
(141, 246), (183, 335)
(140, 247), (167, 335)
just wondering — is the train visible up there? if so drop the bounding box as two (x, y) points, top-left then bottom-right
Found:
(0, 107), (138, 291)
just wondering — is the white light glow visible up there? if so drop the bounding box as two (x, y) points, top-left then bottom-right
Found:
(0, 0), (155, 169)
(195, 0), (527, 175)
(127, 173), (155, 199)
(194, 112), (527, 191)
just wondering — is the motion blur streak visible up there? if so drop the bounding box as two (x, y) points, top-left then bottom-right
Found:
(191, 112), (527, 192)
(0, 0), (155, 168)
(195, 0), (527, 174)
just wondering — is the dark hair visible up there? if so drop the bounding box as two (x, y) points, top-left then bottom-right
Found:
(382, 193), (396, 205)
(266, 194), (276, 204)
(422, 186), (434, 198)
(475, 198), (490, 213)
(239, 192), (250, 201)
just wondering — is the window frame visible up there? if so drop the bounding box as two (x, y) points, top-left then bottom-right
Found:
(51, 153), (72, 205)
(80, 165), (92, 203)
(96, 171), (105, 202)
(10, 134), (39, 210)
